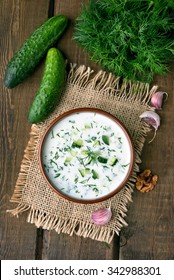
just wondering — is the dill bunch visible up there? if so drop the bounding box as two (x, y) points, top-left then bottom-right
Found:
(74, 0), (174, 83)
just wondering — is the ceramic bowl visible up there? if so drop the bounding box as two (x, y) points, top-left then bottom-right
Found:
(39, 108), (134, 203)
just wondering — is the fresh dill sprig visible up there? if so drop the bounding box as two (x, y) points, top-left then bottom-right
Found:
(74, 0), (174, 83)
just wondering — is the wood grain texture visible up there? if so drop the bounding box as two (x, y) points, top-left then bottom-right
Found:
(120, 66), (174, 259)
(42, 231), (118, 260)
(1, 0), (174, 260)
(41, 0), (119, 260)
(54, 0), (100, 71)
(0, 0), (49, 260)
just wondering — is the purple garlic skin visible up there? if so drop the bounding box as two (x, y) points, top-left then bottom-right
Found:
(150, 91), (167, 110)
(140, 111), (160, 130)
(91, 207), (112, 225)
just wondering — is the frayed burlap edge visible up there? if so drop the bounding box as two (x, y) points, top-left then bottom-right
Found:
(8, 64), (158, 243)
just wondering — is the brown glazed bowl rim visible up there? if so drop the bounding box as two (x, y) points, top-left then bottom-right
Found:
(39, 108), (135, 204)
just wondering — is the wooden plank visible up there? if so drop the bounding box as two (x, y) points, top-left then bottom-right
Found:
(0, 0), (49, 259)
(42, 231), (118, 260)
(3, 0), (173, 261)
(41, 0), (119, 260)
(54, 0), (100, 70)
(120, 67), (174, 259)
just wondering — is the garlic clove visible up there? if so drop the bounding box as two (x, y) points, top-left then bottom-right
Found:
(91, 207), (112, 225)
(140, 111), (160, 143)
(140, 111), (160, 130)
(150, 91), (168, 110)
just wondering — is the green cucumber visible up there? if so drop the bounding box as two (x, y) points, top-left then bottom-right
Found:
(79, 169), (85, 177)
(79, 168), (91, 177)
(85, 168), (90, 174)
(83, 156), (92, 165)
(65, 157), (72, 163)
(28, 48), (66, 123)
(72, 139), (83, 148)
(98, 156), (108, 164)
(4, 15), (68, 88)
(81, 150), (88, 155)
(102, 135), (109, 145)
(70, 150), (77, 157)
(109, 157), (118, 166)
(93, 139), (100, 146)
(92, 169), (99, 179)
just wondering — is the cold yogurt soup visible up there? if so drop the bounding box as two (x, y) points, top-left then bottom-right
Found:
(41, 109), (133, 202)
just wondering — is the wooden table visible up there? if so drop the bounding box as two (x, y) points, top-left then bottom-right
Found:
(1, 0), (174, 260)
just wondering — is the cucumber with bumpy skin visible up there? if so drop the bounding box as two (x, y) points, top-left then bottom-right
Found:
(4, 15), (68, 88)
(28, 48), (66, 124)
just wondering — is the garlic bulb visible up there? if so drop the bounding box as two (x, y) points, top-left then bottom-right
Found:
(140, 111), (160, 143)
(150, 91), (168, 109)
(91, 207), (112, 225)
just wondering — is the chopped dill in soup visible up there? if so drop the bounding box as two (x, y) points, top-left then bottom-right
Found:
(42, 111), (132, 200)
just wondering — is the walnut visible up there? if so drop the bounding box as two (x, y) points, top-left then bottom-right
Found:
(135, 169), (158, 192)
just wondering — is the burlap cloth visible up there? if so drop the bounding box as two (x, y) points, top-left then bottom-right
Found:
(9, 64), (157, 243)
